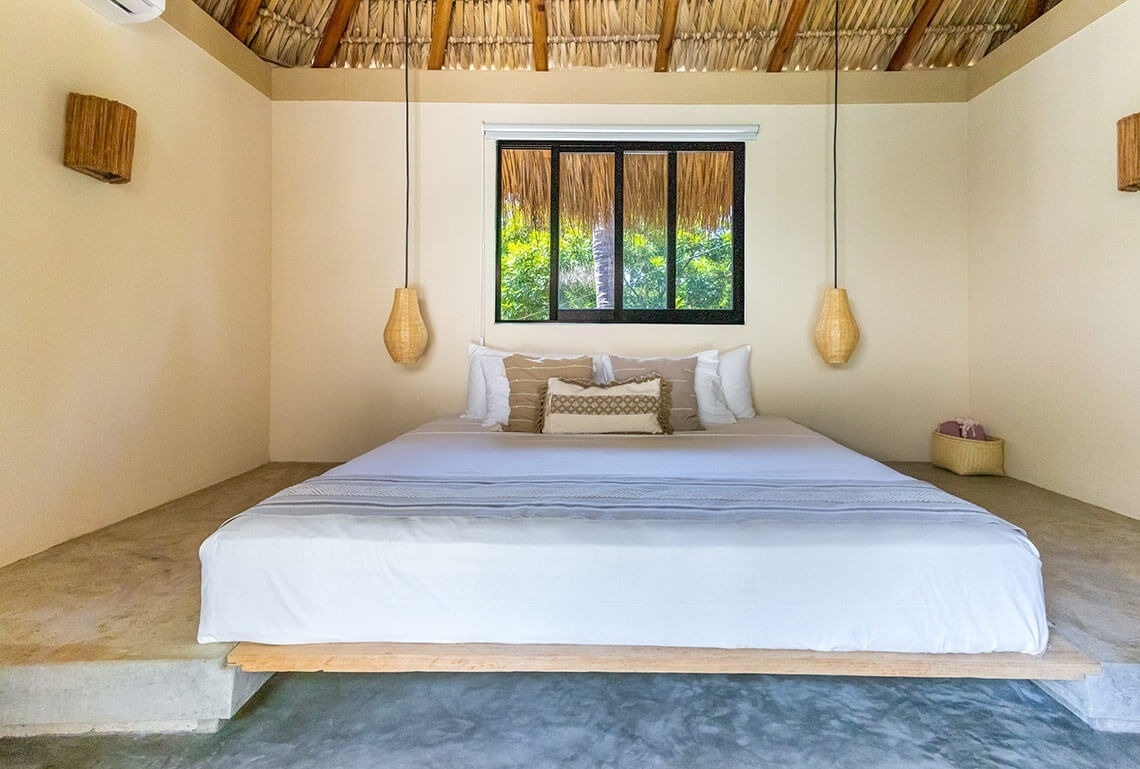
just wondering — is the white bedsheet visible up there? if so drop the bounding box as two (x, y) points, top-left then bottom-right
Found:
(198, 416), (1047, 653)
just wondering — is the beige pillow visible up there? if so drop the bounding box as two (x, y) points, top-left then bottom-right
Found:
(542, 376), (673, 435)
(503, 355), (594, 432)
(609, 355), (702, 431)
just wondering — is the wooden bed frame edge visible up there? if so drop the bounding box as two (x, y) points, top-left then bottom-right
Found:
(227, 635), (1099, 680)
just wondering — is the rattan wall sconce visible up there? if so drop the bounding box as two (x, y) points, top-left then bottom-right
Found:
(1120, 112), (1140, 192)
(63, 93), (137, 184)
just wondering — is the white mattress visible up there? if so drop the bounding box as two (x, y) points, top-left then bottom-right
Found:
(198, 416), (1048, 654)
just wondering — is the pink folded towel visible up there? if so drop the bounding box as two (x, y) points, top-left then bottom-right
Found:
(937, 418), (988, 441)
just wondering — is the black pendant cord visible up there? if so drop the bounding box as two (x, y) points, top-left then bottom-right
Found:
(403, 0), (411, 289)
(832, 0), (839, 290)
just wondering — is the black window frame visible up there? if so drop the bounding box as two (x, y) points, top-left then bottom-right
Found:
(495, 140), (745, 325)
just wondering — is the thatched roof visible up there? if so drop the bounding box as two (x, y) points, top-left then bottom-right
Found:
(196, 0), (1065, 72)
(501, 148), (734, 228)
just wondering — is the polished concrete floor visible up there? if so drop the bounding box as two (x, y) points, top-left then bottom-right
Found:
(2, 460), (1140, 759)
(895, 463), (1140, 666)
(0, 463), (335, 734)
(4, 672), (1140, 768)
(0, 463), (335, 666)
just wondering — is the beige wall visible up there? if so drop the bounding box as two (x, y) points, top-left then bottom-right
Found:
(271, 99), (969, 462)
(967, 0), (1140, 519)
(4, 0), (1128, 567)
(0, 1), (272, 566)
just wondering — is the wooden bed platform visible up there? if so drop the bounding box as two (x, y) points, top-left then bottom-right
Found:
(228, 634), (1098, 680)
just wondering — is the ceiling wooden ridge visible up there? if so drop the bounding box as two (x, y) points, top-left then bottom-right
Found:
(193, 0), (1065, 72)
(225, 0), (260, 42)
(886, 0), (946, 71)
(314, 0), (365, 67)
(767, 0), (811, 72)
(530, 0), (550, 71)
(653, 0), (680, 71)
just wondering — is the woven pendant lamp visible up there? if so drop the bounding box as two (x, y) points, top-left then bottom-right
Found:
(813, 0), (859, 366)
(384, 0), (428, 365)
(384, 287), (428, 363)
(814, 288), (859, 364)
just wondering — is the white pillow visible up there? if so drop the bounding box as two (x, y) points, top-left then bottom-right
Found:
(598, 350), (735, 427)
(461, 343), (497, 420)
(480, 355), (511, 427)
(694, 350), (736, 426)
(477, 350), (610, 428)
(718, 344), (755, 418)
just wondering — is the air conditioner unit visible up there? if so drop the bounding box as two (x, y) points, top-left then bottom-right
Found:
(78, 0), (165, 24)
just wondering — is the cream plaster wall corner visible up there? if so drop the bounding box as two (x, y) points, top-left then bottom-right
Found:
(966, 0), (1131, 100)
(967, 0), (1140, 520)
(161, 0), (272, 97)
(0, 1), (272, 566)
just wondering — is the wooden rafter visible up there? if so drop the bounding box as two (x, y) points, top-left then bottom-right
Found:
(886, 0), (948, 71)
(313, 0), (363, 69)
(529, 0), (549, 72)
(766, 0), (811, 73)
(428, 0), (457, 70)
(226, 0), (261, 44)
(654, 0), (680, 72)
(1018, 0), (1047, 30)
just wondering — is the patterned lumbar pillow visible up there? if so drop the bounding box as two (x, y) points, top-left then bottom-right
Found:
(541, 376), (673, 435)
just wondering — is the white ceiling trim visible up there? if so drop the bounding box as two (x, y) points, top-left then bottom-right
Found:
(481, 123), (760, 142)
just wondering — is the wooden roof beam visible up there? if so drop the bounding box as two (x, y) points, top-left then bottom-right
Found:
(654, 0), (680, 72)
(313, 0), (363, 68)
(1019, 0), (1047, 30)
(767, 0), (810, 72)
(429, 0), (457, 70)
(530, 0), (549, 72)
(226, 0), (261, 44)
(886, 0), (949, 71)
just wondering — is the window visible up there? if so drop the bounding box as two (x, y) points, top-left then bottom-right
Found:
(496, 141), (745, 324)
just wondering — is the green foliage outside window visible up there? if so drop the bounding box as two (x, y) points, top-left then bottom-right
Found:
(675, 227), (733, 310)
(621, 229), (666, 310)
(557, 222), (598, 310)
(498, 202), (551, 321)
(500, 200), (733, 320)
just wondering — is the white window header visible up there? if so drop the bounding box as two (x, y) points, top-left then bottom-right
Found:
(482, 123), (759, 142)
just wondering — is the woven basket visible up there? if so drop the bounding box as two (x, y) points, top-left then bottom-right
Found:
(930, 430), (1004, 476)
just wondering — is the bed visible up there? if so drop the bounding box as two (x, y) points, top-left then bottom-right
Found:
(199, 415), (1048, 657)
